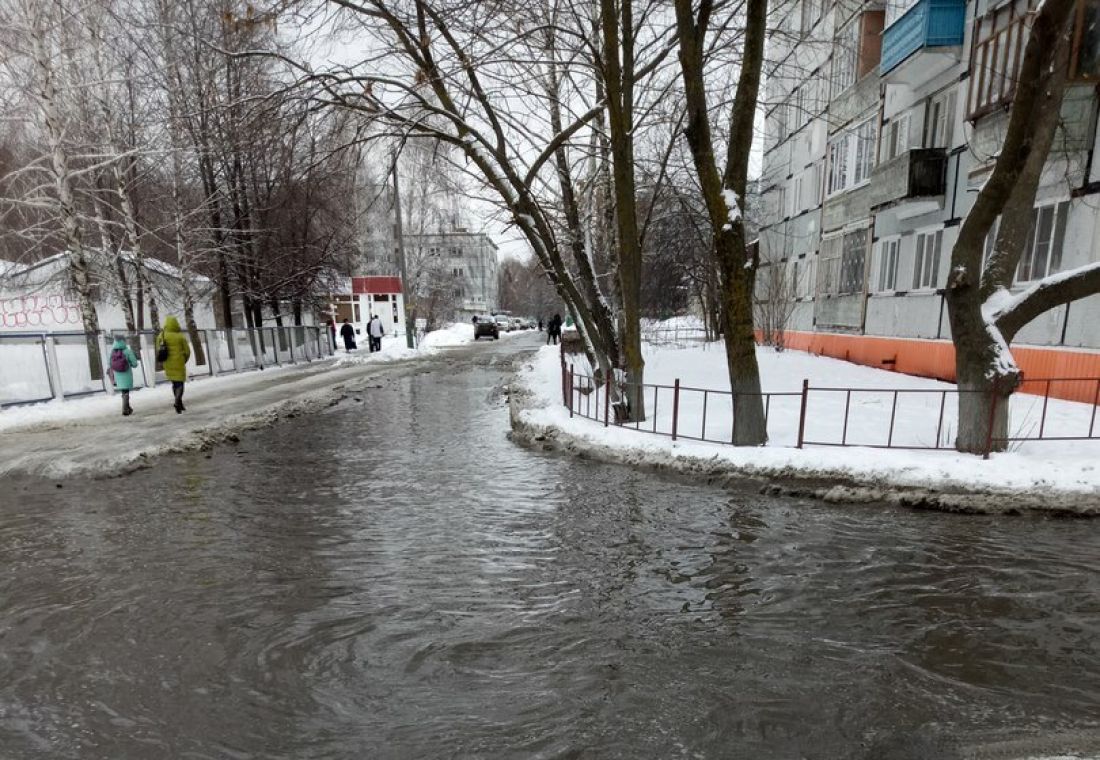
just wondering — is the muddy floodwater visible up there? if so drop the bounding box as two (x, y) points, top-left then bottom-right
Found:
(3, 338), (1100, 759)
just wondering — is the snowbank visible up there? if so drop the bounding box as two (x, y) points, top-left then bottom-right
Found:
(512, 344), (1100, 513)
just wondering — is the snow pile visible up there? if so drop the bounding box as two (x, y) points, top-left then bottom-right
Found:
(514, 343), (1100, 510)
(332, 322), (491, 367)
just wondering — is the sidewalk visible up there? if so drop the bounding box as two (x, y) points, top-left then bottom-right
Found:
(0, 325), (491, 479)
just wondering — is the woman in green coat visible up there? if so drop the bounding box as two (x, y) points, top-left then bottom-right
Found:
(158, 316), (191, 413)
(108, 337), (140, 416)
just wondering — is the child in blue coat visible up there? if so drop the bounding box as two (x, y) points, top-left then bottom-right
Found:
(108, 337), (140, 416)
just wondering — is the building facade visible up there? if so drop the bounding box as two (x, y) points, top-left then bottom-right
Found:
(403, 230), (500, 318)
(758, 0), (1100, 385)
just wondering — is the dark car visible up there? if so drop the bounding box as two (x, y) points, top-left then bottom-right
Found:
(473, 315), (499, 340)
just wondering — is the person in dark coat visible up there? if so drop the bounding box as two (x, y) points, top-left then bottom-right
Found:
(547, 313), (562, 345)
(537, 318), (543, 331)
(328, 319), (337, 350)
(340, 319), (356, 352)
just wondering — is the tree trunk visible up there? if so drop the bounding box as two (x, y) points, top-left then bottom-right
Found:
(955, 370), (1010, 455)
(32, 23), (102, 379)
(673, 0), (769, 444)
(599, 0), (646, 421)
(945, 0), (1075, 452)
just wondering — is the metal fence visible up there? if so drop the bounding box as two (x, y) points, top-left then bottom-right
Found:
(561, 360), (1100, 458)
(1, 325), (334, 408)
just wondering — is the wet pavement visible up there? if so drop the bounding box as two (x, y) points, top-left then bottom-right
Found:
(3, 334), (1100, 759)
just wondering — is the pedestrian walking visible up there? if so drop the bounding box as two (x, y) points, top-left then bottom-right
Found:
(157, 316), (191, 414)
(328, 319), (337, 350)
(108, 336), (140, 416)
(547, 313), (562, 346)
(369, 314), (385, 352)
(537, 318), (543, 331)
(340, 319), (356, 352)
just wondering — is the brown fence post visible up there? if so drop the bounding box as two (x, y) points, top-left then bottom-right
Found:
(568, 364), (574, 418)
(561, 356), (567, 405)
(604, 374), (611, 427)
(796, 379), (809, 449)
(983, 391), (998, 460)
(672, 379), (681, 441)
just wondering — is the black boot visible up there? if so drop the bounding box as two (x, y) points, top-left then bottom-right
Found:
(122, 391), (133, 416)
(173, 384), (185, 413)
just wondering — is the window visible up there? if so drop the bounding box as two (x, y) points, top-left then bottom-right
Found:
(827, 136), (849, 194)
(800, 0), (813, 34)
(805, 74), (820, 121)
(1017, 201), (1070, 282)
(772, 103), (789, 144)
(840, 228), (869, 294)
(827, 118), (875, 195)
(808, 163), (823, 207)
(768, 185), (787, 221)
(1071, 0), (1100, 79)
(878, 239), (900, 292)
(831, 18), (859, 96)
(923, 89), (955, 149)
(968, 0), (1034, 118)
(793, 87), (807, 130)
(854, 119), (877, 184)
(912, 230), (944, 289)
(881, 112), (911, 162)
(817, 229), (868, 296)
(818, 235), (842, 295)
(793, 175), (804, 216)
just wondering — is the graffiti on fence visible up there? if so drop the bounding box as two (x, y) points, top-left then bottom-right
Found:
(1, 294), (82, 329)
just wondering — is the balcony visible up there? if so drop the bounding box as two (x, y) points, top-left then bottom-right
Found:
(870, 148), (948, 215)
(880, 0), (966, 84)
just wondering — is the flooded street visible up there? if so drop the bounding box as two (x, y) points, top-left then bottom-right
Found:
(3, 336), (1100, 759)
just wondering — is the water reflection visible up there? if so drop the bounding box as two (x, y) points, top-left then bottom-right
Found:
(2, 359), (1100, 759)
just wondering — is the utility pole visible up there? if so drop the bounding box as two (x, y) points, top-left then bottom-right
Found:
(392, 159), (415, 349)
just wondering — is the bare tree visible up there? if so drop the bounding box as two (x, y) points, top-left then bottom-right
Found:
(673, 0), (769, 444)
(945, 0), (1100, 453)
(754, 255), (800, 352)
(0, 0), (108, 377)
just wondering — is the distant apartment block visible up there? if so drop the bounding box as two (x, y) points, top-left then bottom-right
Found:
(757, 0), (1100, 382)
(404, 230), (500, 317)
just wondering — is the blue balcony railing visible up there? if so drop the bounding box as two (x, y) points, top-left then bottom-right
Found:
(880, 0), (966, 74)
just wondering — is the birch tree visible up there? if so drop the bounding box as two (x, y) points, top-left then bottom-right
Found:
(0, 0), (106, 377)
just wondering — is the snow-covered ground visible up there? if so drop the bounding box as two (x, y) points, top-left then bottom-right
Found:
(514, 341), (1100, 508)
(0, 323), (520, 433)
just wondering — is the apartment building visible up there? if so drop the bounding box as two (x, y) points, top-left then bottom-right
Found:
(758, 0), (1100, 385)
(403, 230), (500, 318)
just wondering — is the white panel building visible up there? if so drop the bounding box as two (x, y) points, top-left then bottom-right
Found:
(757, 0), (1100, 381)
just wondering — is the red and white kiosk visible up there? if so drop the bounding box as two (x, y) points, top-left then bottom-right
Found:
(330, 276), (407, 344)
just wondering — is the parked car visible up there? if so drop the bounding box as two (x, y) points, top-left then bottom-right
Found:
(510, 317), (524, 331)
(473, 315), (499, 340)
(494, 315), (513, 332)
